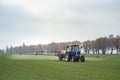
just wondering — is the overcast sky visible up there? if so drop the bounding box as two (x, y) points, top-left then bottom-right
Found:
(0, 0), (120, 49)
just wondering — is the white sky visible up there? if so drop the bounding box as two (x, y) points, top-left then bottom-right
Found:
(0, 0), (120, 49)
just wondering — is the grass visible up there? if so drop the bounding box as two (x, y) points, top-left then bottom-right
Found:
(0, 54), (120, 80)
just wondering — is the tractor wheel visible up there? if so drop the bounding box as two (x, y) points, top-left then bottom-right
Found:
(80, 55), (85, 62)
(59, 55), (63, 61)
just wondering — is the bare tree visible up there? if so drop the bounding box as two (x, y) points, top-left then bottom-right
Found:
(95, 37), (109, 54)
(114, 35), (120, 54)
(83, 40), (91, 54)
(108, 34), (114, 54)
(91, 40), (96, 54)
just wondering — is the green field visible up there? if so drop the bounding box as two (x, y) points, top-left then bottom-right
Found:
(0, 54), (120, 80)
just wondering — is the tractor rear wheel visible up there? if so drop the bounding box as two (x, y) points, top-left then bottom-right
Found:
(59, 55), (63, 61)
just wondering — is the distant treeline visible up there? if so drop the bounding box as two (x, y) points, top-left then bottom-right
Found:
(3, 34), (120, 55)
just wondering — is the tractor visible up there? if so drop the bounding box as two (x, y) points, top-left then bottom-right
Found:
(57, 45), (85, 62)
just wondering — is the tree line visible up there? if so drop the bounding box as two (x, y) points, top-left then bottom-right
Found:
(83, 34), (120, 54)
(5, 34), (120, 54)
(6, 41), (80, 54)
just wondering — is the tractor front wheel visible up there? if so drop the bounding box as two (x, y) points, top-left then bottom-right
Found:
(80, 55), (85, 62)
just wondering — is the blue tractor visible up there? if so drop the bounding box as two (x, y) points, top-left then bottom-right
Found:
(58, 45), (85, 62)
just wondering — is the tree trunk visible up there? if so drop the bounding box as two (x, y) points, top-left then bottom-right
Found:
(111, 48), (113, 55)
(97, 49), (99, 55)
(85, 49), (87, 54)
(101, 48), (106, 55)
(88, 50), (90, 54)
(92, 49), (95, 54)
(111, 51), (113, 55)
(102, 50), (106, 55)
(117, 49), (119, 55)
(119, 48), (120, 54)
